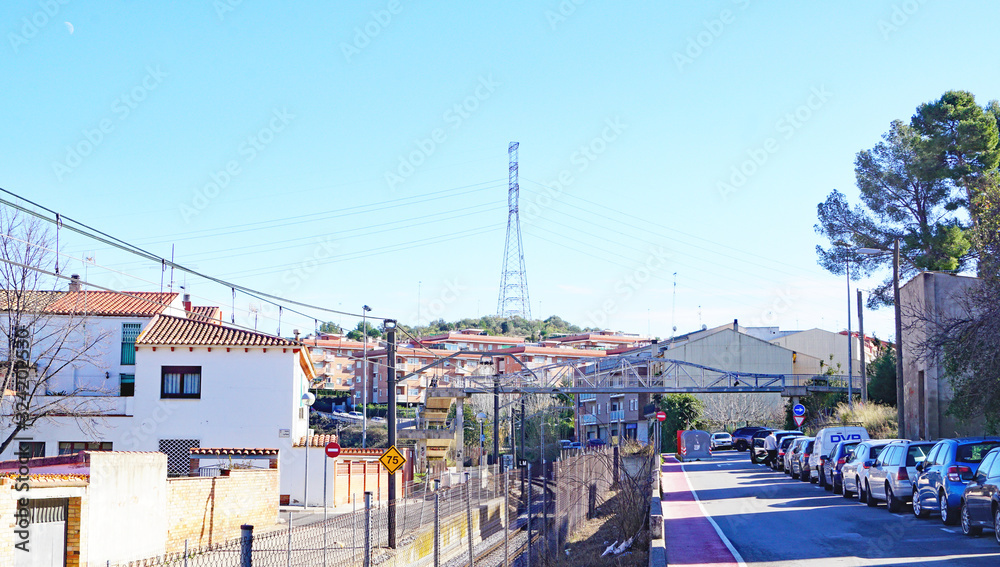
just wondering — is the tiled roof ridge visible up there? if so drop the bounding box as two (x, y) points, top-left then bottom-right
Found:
(136, 314), (300, 347)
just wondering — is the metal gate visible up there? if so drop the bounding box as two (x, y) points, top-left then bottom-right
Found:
(13, 498), (67, 567)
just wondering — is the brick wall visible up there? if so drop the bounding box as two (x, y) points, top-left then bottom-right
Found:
(165, 469), (278, 553)
(0, 478), (15, 567)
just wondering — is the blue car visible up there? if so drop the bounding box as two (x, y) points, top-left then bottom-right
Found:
(913, 437), (1000, 525)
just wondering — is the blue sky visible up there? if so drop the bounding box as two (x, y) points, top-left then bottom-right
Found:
(2, 0), (995, 342)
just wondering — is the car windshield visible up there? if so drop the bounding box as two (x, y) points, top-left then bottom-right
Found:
(957, 442), (1000, 463)
(906, 444), (933, 467)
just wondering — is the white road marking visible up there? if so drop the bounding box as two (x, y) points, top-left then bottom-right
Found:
(680, 460), (748, 567)
(941, 528), (957, 533)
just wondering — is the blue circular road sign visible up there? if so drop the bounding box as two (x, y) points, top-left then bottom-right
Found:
(793, 404), (806, 417)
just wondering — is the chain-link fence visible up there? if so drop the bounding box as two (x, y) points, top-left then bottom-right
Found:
(109, 449), (616, 567)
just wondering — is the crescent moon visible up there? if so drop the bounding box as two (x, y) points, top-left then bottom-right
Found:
(65, 22), (74, 34)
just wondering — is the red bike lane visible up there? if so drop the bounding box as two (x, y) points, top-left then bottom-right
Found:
(661, 455), (744, 566)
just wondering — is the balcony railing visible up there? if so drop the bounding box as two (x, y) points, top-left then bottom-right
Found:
(581, 414), (597, 425)
(609, 410), (624, 421)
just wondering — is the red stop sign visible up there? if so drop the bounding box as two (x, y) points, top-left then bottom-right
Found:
(325, 442), (341, 458)
(656, 411), (666, 422)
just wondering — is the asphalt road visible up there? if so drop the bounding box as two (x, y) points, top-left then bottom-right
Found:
(680, 451), (1000, 567)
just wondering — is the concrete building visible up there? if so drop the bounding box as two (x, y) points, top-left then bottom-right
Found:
(900, 271), (983, 439)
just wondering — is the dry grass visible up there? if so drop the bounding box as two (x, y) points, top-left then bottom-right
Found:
(546, 489), (649, 567)
(833, 401), (898, 438)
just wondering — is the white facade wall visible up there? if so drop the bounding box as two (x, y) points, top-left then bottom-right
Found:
(769, 328), (863, 378)
(87, 452), (169, 565)
(2, 347), (311, 466)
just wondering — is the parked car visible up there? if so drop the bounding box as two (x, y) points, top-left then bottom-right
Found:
(823, 440), (862, 494)
(842, 440), (898, 500)
(809, 426), (870, 485)
(568, 442), (583, 450)
(787, 437), (811, 477)
(913, 437), (1000, 524)
(799, 439), (817, 482)
(777, 435), (803, 472)
(733, 426), (769, 452)
(960, 446), (1000, 540)
(865, 440), (935, 512)
(711, 432), (734, 451)
(587, 438), (608, 447)
(749, 429), (775, 463)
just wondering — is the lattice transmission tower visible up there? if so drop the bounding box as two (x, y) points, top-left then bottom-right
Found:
(496, 142), (531, 319)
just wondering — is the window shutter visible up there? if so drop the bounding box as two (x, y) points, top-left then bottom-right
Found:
(121, 323), (141, 365)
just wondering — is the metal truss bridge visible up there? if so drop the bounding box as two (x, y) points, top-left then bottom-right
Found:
(451, 352), (864, 398)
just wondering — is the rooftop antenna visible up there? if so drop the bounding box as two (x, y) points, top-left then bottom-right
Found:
(670, 272), (678, 337)
(169, 244), (175, 292)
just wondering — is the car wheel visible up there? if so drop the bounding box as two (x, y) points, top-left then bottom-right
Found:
(941, 491), (958, 525)
(791, 469), (799, 479)
(859, 479), (868, 503)
(819, 469), (827, 488)
(961, 500), (982, 536)
(887, 484), (902, 513)
(913, 490), (929, 518)
(802, 470), (812, 482)
(993, 507), (1000, 545)
(736, 441), (746, 452)
(866, 481), (878, 507)
(833, 479), (842, 495)
(809, 471), (818, 484)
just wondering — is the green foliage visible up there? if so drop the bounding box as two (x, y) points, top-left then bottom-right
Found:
(833, 401), (897, 439)
(319, 321), (343, 334)
(867, 345), (897, 407)
(346, 321), (382, 341)
(400, 315), (598, 341)
(815, 117), (973, 308)
(657, 394), (703, 453)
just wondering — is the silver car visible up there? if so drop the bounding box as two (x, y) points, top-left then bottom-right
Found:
(711, 432), (733, 450)
(841, 439), (900, 501)
(789, 437), (814, 479)
(866, 441), (935, 512)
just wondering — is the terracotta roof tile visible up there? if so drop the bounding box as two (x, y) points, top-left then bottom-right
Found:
(46, 291), (177, 316)
(190, 448), (280, 457)
(295, 434), (339, 447)
(136, 315), (297, 347)
(189, 305), (223, 323)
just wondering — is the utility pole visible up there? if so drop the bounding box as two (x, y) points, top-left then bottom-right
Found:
(893, 239), (905, 437)
(362, 305), (371, 448)
(493, 359), (501, 469)
(385, 319), (398, 548)
(858, 289), (867, 403)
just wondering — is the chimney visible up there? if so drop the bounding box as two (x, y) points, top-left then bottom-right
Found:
(733, 319), (738, 331)
(183, 293), (191, 313)
(293, 329), (300, 342)
(68, 274), (82, 292)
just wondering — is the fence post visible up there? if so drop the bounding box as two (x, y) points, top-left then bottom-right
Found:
(526, 463), (532, 567)
(465, 472), (474, 566)
(542, 461), (548, 559)
(433, 479), (441, 567)
(504, 470), (509, 567)
(364, 491), (372, 567)
(353, 492), (357, 566)
(286, 510), (292, 567)
(184, 539), (188, 567)
(240, 525), (253, 567)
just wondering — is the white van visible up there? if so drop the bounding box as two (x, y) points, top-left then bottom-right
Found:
(808, 426), (869, 484)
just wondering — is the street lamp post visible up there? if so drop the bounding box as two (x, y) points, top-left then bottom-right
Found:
(361, 305), (371, 448)
(858, 240), (906, 437)
(846, 258), (854, 408)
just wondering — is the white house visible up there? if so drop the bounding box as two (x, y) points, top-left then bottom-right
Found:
(2, 288), (316, 489)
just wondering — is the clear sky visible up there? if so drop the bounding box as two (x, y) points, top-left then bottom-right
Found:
(3, 1), (996, 343)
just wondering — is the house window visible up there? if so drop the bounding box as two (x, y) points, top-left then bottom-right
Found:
(120, 374), (135, 397)
(161, 366), (201, 399)
(19, 441), (45, 458)
(121, 323), (141, 365)
(58, 441), (112, 455)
